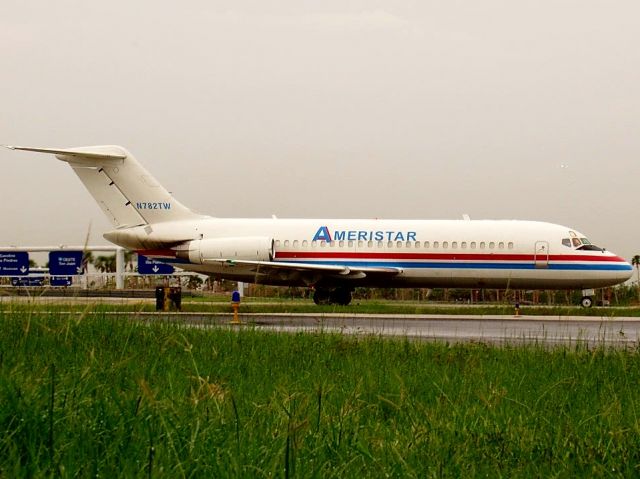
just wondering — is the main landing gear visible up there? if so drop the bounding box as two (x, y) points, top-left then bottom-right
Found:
(313, 287), (353, 306)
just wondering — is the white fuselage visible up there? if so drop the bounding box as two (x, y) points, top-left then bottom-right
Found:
(8, 144), (631, 294)
(112, 217), (633, 290)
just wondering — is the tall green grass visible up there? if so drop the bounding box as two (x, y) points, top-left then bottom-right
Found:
(1, 310), (640, 477)
(2, 298), (640, 317)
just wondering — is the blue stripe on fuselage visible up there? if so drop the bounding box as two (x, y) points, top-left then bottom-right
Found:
(278, 260), (632, 271)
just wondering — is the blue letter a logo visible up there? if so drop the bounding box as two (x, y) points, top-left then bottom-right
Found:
(312, 226), (332, 242)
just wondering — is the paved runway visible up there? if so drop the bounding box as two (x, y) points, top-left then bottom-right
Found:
(135, 312), (640, 347)
(3, 307), (639, 346)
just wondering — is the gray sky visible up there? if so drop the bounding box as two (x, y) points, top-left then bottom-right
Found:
(2, 1), (639, 260)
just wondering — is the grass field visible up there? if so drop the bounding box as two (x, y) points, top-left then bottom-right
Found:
(2, 296), (640, 317)
(1, 309), (640, 477)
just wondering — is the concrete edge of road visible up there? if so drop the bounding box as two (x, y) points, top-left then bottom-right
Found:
(129, 312), (640, 322)
(3, 310), (640, 322)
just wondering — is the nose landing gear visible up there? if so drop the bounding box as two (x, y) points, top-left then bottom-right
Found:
(580, 289), (595, 308)
(313, 287), (353, 306)
(580, 296), (593, 308)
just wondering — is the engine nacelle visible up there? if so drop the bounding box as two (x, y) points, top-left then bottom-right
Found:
(175, 237), (274, 264)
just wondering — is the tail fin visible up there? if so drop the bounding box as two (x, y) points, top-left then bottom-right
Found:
(5, 145), (203, 227)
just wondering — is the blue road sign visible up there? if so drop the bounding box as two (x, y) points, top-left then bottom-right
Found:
(0, 252), (29, 276)
(11, 276), (44, 287)
(50, 276), (73, 287)
(49, 251), (84, 275)
(138, 255), (175, 275)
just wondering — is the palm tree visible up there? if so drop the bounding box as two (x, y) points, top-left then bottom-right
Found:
(632, 255), (640, 302)
(93, 254), (116, 273)
(81, 251), (94, 273)
(124, 251), (135, 272)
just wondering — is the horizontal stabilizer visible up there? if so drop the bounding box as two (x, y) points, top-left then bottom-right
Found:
(4, 145), (126, 161)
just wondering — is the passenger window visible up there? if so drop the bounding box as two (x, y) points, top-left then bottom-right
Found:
(348, 241), (354, 248)
(424, 241), (430, 249)
(387, 241), (394, 248)
(367, 240), (373, 248)
(461, 242), (467, 249)
(480, 242), (486, 249)
(471, 242), (476, 249)
(508, 242), (514, 249)
(415, 241), (421, 248)
(284, 240), (290, 247)
(293, 240), (299, 247)
(452, 242), (458, 249)
(498, 242), (504, 249)
(397, 241), (403, 248)
(489, 242), (495, 249)
(302, 240), (308, 247)
(311, 241), (317, 248)
(443, 241), (448, 249)
(330, 241), (335, 247)
(377, 241), (383, 248)
(320, 241), (326, 247)
(339, 240), (345, 247)
(275, 240), (281, 247)
(434, 241), (439, 249)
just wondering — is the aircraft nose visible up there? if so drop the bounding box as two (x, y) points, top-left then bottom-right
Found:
(617, 259), (634, 282)
(623, 261), (634, 279)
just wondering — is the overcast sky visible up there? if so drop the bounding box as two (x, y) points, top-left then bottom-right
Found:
(2, 1), (639, 260)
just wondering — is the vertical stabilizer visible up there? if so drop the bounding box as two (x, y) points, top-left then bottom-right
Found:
(5, 145), (205, 226)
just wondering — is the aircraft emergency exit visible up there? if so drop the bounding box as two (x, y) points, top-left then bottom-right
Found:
(5, 145), (633, 307)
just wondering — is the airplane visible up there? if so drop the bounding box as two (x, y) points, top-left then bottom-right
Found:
(5, 145), (633, 307)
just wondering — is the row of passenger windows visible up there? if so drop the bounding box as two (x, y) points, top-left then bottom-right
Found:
(275, 239), (515, 250)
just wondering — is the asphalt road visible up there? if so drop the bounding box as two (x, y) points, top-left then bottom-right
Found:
(3, 304), (639, 346)
(138, 312), (640, 347)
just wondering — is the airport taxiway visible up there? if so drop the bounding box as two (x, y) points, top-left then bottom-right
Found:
(184, 313), (640, 346)
(5, 308), (638, 347)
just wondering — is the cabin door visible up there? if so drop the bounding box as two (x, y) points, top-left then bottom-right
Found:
(534, 241), (549, 268)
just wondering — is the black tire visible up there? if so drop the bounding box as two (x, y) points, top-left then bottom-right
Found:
(330, 288), (352, 306)
(313, 289), (331, 305)
(580, 296), (593, 308)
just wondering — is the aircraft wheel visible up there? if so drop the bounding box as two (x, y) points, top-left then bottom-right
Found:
(330, 288), (352, 306)
(580, 296), (593, 308)
(313, 289), (331, 305)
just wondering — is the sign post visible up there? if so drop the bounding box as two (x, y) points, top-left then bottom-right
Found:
(0, 252), (29, 276)
(11, 276), (44, 287)
(138, 255), (175, 275)
(49, 251), (84, 276)
(50, 277), (73, 287)
(230, 290), (241, 325)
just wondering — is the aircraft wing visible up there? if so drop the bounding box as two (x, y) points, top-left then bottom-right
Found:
(202, 258), (402, 281)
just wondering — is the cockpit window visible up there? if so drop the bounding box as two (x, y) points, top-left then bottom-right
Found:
(566, 233), (604, 251)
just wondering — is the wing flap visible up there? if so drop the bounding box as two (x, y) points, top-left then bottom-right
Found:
(202, 258), (402, 278)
